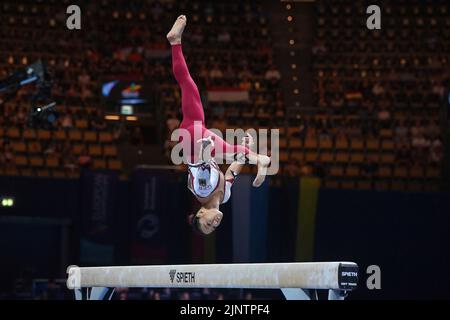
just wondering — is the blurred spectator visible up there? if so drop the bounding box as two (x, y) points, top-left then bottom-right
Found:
(90, 109), (107, 131)
(239, 77), (252, 91)
(361, 158), (378, 179)
(218, 30), (231, 44)
(201, 288), (212, 300)
(394, 119), (408, 143)
(216, 293), (224, 300)
(77, 147), (92, 168)
(429, 138), (443, 163)
(61, 111), (74, 129)
(265, 65), (281, 81)
(119, 292), (128, 300)
(210, 64), (223, 80)
(431, 79), (445, 99)
(153, 292), (161, 300)
(160, 288), (172, 300)
(285, 160), (300, 177)
(166, 112), (180, 133)
(130, 127), (145, 146)
(372, 82), (385, 97)
(46, 279), (62, 300)
(179, 292), (190, 300)
(3, 142), (14, 164)
(330, 93), (344, 109)
(312, 40), (327, 55)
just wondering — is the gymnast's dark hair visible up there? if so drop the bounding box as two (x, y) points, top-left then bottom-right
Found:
(188, 214), (205, 235)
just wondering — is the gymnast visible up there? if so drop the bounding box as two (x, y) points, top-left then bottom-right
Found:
(167, 15), (271, 235)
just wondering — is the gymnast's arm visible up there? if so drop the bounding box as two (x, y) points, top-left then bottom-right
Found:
(224, 133), (253, 179)
(225, 160), (244, 181)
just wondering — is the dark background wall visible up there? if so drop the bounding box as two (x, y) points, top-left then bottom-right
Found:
(0, 171), (449, 299)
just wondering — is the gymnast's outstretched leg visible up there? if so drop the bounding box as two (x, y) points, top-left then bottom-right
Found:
(167, 15), (270, 187)
(168, 15), (205, 128)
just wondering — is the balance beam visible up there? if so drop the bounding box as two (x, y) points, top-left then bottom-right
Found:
(66, 262), (358, 300)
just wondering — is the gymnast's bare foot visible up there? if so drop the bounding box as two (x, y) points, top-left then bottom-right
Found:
(167, 15), (187, 45)
(253, 155), (270, 187)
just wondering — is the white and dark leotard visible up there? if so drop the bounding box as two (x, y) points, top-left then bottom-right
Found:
(187, 160), (236, 204)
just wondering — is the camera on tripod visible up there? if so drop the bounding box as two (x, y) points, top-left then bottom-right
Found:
(0, 60), (58, 129)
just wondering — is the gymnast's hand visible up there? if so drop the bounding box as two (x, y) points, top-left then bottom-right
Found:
(197, 136), (215, 162)
(197, 136), (215, 149)
(241, 133), (254, 148)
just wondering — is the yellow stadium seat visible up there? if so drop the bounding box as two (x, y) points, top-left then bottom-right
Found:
(27, 141), (42, 153)
(391, 180), (405, 190)
(12, 141), (27, 153)
(46, 156), (59, 168)
(278, 138), (288, 149)
(5, 167), (19, 176)
(29, 156), (44, 167)
(350, 139), (364, 150)
(93, 159), (107, 169)
(68, 130), (83, 141)
(335, 139), (348, 149)
(375, 181), (390, 191)
(357, 180), (372, 190)
(330, 166), (344, 177)
(289, 138), (302, 148)
(6, 127), (21, 139)
(410, 166), (424, 178)
(380, 129), (393, 138)
(381, 140), (395, 150)
(350, 153), (364, 163)
(378, 166), (392, 177)
(305, 152), (318, 162)
(324, 180), (339, 189)
(290, 151), (303, 161)
(366, 153), (380, 162)
(304, 139), (318, 149)
(104, 145), (118, 157)
(380, 153), (395, 163)
(84, 131), (97, 142)
(20, 168), (34, 176)
(393, 166), (408, 178)
(426, 167), (440, 178)
(279, 151), (289, 162)
(335, 152), (349, 163)
(319, 139), (332, 149)
(287, 127), (300, 137)
(23, 129), (37, 140)
(53, 170), (66, 178)
(54, 130), (67, 140)
(14, 155), (28, 166)
(89, 145), (102, 157)
(366, 139), (380, 150)
(75, 119), (89, 129)
(342, 181), (355, 189)
(73, 144), (85, 155)
(319, 152), (333, 163)
(37, 129), (51, 140)
(37, 169), (50, 177)
(346, 166), (360, 177)
(108, 159), (122, 170)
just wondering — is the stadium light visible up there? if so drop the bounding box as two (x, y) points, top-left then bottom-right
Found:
(1, 197), (15, 207)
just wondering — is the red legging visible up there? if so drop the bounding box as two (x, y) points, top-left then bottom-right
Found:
(172, 44), (249, 162)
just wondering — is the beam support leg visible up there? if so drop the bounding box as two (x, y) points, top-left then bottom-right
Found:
(281, 288), (317, 300)
(328, 289), (347, 300)
(74, 287), (115, 300)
